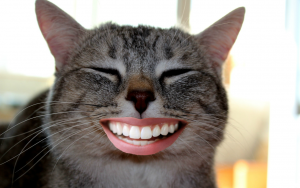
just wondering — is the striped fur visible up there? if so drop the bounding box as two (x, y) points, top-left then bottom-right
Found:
(0, 1), (244, 187)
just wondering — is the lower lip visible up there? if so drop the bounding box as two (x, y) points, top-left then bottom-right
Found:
(100, 117), (186, 155)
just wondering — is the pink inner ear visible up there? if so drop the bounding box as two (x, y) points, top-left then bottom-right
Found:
(210, 42), (231, 62)
(196, 7), (245, 72)
(47, 35), (69, 67)
(37, 17), (65, 64)
(210, 26), (241, 62)
(36, 0), (85, 70)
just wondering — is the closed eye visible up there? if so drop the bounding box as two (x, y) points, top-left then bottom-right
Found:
(91, 68), (121, 81)
(159, 69), (192, 83)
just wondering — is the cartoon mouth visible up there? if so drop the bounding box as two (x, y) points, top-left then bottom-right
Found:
(100, 117), (187, 155)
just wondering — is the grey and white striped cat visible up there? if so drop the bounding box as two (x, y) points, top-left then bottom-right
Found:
(0, 0), (244, 187)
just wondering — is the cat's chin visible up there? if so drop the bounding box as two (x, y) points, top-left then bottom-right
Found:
(100, 117), (187, 155)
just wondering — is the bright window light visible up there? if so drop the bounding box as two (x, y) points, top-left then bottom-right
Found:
(0, 0), (176, 78)
(0, 0), (54, 78)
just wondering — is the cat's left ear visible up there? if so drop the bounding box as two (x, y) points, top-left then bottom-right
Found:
(195, 7), (245, 75)
(35, 0), (85, 71)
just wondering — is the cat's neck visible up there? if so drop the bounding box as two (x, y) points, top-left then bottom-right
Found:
(51, 153), (216, 188)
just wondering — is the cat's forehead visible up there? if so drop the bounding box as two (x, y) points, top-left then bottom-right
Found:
(71, 23), (205, 73)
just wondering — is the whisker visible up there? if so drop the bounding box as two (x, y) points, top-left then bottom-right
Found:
(190, 115), (247, 138)
(185, 127), (222, 143)
(0, 110), (90, 138)
(180, 112), (247, 138)
(177, 137), (210, 166)
(6, 101), (88, 130)
(197, 116), (248, 144)
(172, 113), (245, 148)
(7, 101), (52, 129)
(184, 128), (239, 158)
(192, 121), (242, 145)
(184, 117), (246, 150)
(226, 117), (249, 139)
(13, 126), (97, 183)
(0, 115), (91, 140)
(0, 119), (93, 168)
(0, 101), (49, 149)
(51, 126), (104, 175)
(0, 115), (97, 163)
(184, 117), (225, 133)
(1, 99), (107, 140)
(14, 120), (99, 174)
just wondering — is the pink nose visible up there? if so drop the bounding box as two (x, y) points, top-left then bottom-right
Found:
(126, 91), (155, 114)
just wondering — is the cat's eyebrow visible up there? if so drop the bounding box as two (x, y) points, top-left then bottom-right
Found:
(92, 60), (126, 77)
(155, 60), (191, 77)
(90, 67), (121, 79)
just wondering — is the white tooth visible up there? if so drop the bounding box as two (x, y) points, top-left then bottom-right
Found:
(147, 141), (155, 144)
(133, 140), (141, 145)
(152, 125), (161, 137)
(140, 141), (147, 146)
(169, 124), (175, 133)
(161, 124), (169, 135)
(112, 123), (117, 134)
(129, 126), (141, 139)
(141, 126), (152, 139)
(122, 124), (130, 136)
(124, 138), (133, 144)
(109, 122), (113, 131)
(174, 123), (178, 131)
(119, 136), (124, 140)
(116, 123), (122, 135)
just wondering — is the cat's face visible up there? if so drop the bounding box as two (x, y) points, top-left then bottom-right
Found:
(37, 1), (244, 161)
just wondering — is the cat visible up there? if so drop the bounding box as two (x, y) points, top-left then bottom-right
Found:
(0, 0), (245, 187)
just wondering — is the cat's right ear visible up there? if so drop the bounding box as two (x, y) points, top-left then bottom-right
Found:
(35, 0), (85, 71)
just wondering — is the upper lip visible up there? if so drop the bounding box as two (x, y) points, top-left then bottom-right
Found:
(100, 117), (187, 127)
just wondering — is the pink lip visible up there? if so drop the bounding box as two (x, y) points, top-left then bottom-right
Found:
(100, 117), (187, 155)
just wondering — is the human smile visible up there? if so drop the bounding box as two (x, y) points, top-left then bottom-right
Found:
(100, 117), (187, 155)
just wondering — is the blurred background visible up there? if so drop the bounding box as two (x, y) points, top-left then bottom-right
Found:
(0, 0), (299, 187)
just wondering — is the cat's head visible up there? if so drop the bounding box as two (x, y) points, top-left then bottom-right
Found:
(36, 0), (244, 161)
